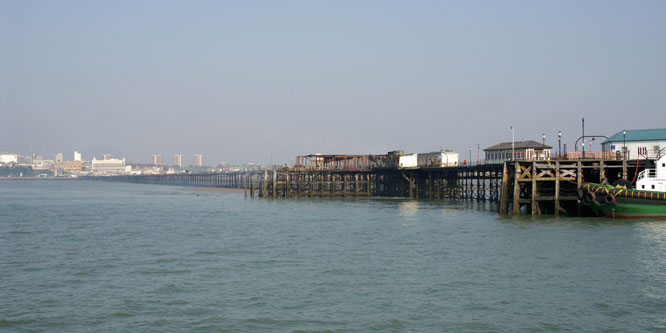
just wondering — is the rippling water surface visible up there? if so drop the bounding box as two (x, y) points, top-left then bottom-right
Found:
(1, 180), (665, 332)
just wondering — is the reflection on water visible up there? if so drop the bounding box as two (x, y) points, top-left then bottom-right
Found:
(398, 200), (419, 216)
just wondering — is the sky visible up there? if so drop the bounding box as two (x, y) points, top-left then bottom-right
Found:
(1, 0), (665, 165)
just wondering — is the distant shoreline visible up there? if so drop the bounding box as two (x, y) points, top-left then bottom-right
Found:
(0, 177), (80, 181)
(0, 177), (247, 192)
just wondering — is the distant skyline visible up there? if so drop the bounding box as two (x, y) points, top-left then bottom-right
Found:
(2, 1), (665, 164)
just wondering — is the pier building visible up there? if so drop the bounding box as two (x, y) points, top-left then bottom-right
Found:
(601, 128), (666, 160)
(484, 140), (551, 164)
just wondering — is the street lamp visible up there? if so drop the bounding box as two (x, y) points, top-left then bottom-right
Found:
(623, 129), (627, 159)
(511, 126), (515, 160)
(558, 131), (562, 159)
(469, 146), (472, 165)
(582, 117), (585, 158)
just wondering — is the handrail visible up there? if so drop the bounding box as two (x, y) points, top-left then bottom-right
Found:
(658, 147), (666, 160)
(638, 169), (657, 181)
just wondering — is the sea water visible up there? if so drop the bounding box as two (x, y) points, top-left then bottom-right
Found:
(1, 180), (665, 332)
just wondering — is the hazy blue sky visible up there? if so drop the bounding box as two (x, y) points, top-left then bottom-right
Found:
(2, 0), (665, 165)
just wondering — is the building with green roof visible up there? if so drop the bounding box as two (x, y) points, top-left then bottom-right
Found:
(601, 128), (666, 159)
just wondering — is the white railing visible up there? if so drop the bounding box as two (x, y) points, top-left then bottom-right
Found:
(637, 169), (657, 181)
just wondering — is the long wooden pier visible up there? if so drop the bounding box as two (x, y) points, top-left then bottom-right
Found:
(92, 165), (504, 201)
(90, 158), (652, 216)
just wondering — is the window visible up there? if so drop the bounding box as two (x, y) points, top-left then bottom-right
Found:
(662, 163), (665, 167)
(652, 185), (655, 189)
(642, 185), (645, 189)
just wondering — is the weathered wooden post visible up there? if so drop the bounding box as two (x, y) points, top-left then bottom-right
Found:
(499, 162), (510, 214)
(512, 161), (521, 215)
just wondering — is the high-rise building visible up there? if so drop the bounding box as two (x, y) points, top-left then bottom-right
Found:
(74, 151), (82, 162)
(102, 154), (113, 160)
(173, 154), (184, 168)
(55, 152), (63, 162)
(194, 154), (204, 167)
(152, 154), (163, 165)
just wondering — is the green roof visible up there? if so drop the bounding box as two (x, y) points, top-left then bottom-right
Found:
(602, 128), (666, 144)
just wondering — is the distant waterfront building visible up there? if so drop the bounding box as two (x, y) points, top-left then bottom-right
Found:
(194, 154), (204, 167)
(152, 154), (163, 165)
(91, 158), (126, 174)
(0, 153), (19, 164)
(173, 154), (184, 168)
(31, 159), (54, 170)
(484, 140), (551, 164)
(102, 154), (113, 160)
(55, 161), (83, 171)
(601, 128), (666, 159)
(74, 151), (82, 162)
(55, 152), (63, 162)
(17, 155), (31, 165)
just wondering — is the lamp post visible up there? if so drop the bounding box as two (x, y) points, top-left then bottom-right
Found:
(469, 146), (472, 166)
(582, 117), (585, 158)
(558, 131), (562, 159)
(623, 129), (626, 160)
(540, 133), (545, 160)
(511, 126), (515, 160)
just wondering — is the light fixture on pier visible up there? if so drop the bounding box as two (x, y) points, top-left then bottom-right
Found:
(558, 131), (562, 158)
(623, 129), (627, 160)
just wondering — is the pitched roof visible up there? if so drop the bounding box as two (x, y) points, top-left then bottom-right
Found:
(602, 128), (666, 144)
(484, 140), (551, 151)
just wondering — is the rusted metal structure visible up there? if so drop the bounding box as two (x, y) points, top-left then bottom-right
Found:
(294, 154), (397, 170)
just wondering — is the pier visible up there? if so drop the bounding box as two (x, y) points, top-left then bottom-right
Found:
(93, 165), (504, 202)
(90, 157), (653, 217)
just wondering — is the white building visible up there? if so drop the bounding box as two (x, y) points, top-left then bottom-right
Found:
(601, 128), (666, 160)
(0, 153), (18, 164)
(74, 151), (82, 162)
(31, 159), (54, 170)
(417, 151), (459, 167)
(398, 154), (418, 168)
(91, 158), (126, 174)
(55, 153), (63, 162)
